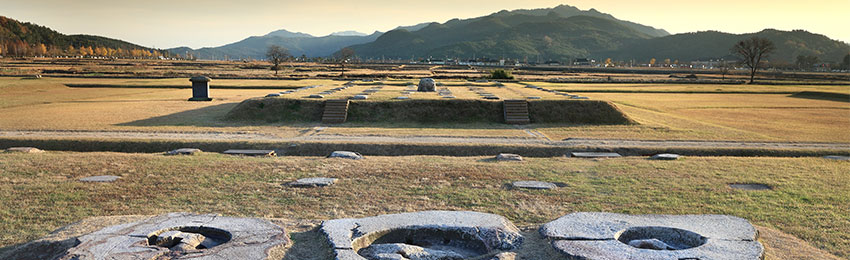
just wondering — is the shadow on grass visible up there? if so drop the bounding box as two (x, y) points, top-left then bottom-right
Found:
(0, 237), (80, 260)
(282, 227), (335, 260)
(788, 91), (850, 103)
(117, 103), (248, 127)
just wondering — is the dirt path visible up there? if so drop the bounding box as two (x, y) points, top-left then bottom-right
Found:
(2, 130), (849, 150)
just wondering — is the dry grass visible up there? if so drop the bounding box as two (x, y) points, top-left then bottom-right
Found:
(0, 152), (847, 257)
(541, 93), (849, 142)
(2, 77), (848, 143)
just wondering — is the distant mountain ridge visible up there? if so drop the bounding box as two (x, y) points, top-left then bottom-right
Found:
(347, 6), (662, 61)
(604, 29), (850, 63)
(0, 16), (158, 55)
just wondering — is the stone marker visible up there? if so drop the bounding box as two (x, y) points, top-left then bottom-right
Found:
(327, 151), (363, 160)
(571, 96), (589, 99)
(59, 212), (288, 259)
(729, 183), (772, 190)
(417, 78), (436, 92)
(307, 94), (325, 99)
(650, 153), (681, 160)
(484, 96), (500, 100)
(265, 93), (281, 97)
(442, 96), (456, 98)
(166, 148), (202, 156)
(3, 147), (44, 153)
(823, 155), (850, 160)
(395, 96), (410, 100)
(527, 96), (542, 100)
(288, 177), (338, 187)
(540, 212), (764, 260)
(321, 211), (523, 260)
(79, 175), (121, 183)
(351, 95), (368, 100)
(496, 153), (523, 161)
(188, 76), (213, 101)
(512, 181), (557, 190)
(570, 152), (622, 158)
(223, 149), (276, 157)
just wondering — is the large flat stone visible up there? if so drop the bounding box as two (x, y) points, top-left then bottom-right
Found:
(650, 153), (681, 160)
(59, 212), (288, 259)
(540, 212), (763, 260)
(321, 211), (523, 260)
(166, 148), (202, 156)
(570, 152), (622, 158)
(328, 151), (363, 160)
(223, 149), (276, 157)
(288, 177), (338, 187)
(496, 153), (523, 161)
(4, 147), (44, 153)
(79, 175), (121, 183)
(823, 155), (850, 160)
(512, 181), (556, 190)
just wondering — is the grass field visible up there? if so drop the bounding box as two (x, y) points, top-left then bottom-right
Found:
(0, 152), (847, 258)
(1, 77), (848, 142)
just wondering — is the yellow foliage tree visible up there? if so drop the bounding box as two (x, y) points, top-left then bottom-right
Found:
(649, 58), (656, 67)
(664, 58), (671, 65)
(0, 45), (4, 55)
(36, 44), (47, 56)
(66, 46), (76, 56)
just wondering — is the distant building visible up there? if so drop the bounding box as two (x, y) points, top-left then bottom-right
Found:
(572, 58), (594, 66)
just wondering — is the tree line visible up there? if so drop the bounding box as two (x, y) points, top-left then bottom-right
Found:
(0, 40), (168, 58)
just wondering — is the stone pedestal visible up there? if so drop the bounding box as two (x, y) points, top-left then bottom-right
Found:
(188, 76), (212, 101)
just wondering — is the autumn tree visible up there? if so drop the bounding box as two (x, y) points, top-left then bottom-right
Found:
(732, 37), (775, 84)
(36, 44), (47, 56)
(649, 58), (656, 67)
(266, 45), (290, 75)
(336, 47), (356, 77)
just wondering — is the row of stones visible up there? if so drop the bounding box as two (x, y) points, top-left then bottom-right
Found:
(40, 211), (765, 260)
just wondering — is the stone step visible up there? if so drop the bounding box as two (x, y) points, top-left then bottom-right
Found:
(503, 100), (530, 124)
(322, 100), (350, 124)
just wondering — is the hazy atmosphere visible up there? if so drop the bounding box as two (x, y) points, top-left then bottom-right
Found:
(3, 0), (849, 49)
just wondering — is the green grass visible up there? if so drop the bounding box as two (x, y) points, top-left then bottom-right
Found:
(0, 152), (848, 257)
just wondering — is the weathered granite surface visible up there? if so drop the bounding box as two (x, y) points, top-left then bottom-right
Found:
(166, 148), (202, 156)
(569, 152), (622, 158)
(288, 177), (338, 187)
(496, 153), (523, 161)
(59, 212), (288, 259)
(418, 78), (436, 92)
(512, 181), (556, 190)
(540, 212), (763, 260)
(4, 147), (44, 153)
(650, 153), (681, 160)
(328, 151), (364, 160)
(79, 175), (121, 183)
(322, 211), (523, 260)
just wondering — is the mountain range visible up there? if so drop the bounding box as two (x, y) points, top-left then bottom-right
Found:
(3, 5), (849, 63)
(167, 21), (434, 60)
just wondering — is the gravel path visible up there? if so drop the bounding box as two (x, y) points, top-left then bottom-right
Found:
(2, 130), (849, 150)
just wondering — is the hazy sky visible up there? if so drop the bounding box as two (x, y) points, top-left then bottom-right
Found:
(3, 0), (848, 49)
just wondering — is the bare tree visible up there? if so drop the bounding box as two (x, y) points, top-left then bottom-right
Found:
(717, 60), (730, 80)
(732, 37), (775, 83)
(336, 47), (355, 77)
(266, 45), (290, 75)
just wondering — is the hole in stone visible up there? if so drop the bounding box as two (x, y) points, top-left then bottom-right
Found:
(729, 183), (772, 190)
(147, 226), (232, 251)
(355, 228), (490, 259)
(616, 226), (706, 251)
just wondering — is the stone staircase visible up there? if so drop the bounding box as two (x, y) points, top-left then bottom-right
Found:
(503, 100), (530, 124)
(322, 99), (350, 124)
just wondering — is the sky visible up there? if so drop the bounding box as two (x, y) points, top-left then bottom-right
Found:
(3, 0), (849, 49)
